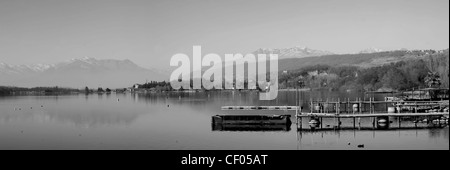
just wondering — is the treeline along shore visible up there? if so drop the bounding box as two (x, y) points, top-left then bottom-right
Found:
(1, 49), (449, 95)
(0, 86), (80, 95)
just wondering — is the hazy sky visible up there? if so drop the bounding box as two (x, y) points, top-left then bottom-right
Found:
(0, 0), (448, 69)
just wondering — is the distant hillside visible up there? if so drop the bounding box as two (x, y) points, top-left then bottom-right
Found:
(278, 49), (449, 91)
(182, 49), (448, 86)
(278, 49), (447, 72)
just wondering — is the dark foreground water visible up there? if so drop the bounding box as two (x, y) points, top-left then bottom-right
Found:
(0, 91), (448, 150)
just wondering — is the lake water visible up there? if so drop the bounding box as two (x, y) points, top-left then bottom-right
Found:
(0, 91), (448, 150)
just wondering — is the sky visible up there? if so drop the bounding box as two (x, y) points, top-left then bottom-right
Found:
(0, 0), (448, 69)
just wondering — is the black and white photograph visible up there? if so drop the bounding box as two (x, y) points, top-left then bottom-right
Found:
(0, 0), (448, 159)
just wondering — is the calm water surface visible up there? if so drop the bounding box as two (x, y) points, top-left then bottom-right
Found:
(0, 91), (448, 150)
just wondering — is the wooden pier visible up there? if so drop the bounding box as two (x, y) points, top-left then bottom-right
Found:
(296, 112), (449, 118)
(306, 98), (449, 115)
(221, 98), (449, 131)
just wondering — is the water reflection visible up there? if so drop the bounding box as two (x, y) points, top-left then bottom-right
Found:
(0, 95), (144, 128)
(212, 124), (291, 132)
(0, 91), (448, 150)
(0, 110), (139, 128)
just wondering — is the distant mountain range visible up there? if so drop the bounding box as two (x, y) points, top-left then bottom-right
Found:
(359, 47), (385, 54)
(253, 46), (334, 59)
(252, 46), (396, 59)
(0, 57), (167, 88)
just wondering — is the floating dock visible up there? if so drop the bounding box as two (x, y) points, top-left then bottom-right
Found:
(212, 115), (291, 125)
(221, 106), (299, 111)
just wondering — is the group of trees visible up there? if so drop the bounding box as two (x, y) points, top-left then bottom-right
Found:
(140, 81), (171, 89)
(424, 51), (449, 88)
(83, 87), (122, 93)
(137, 81), (173, 91)
(356, 60), (431, 91)
(279, 65), (360, 90)
(0, 86), (17, 95)
(0, 86), (79, 95)
(96, 87), (112, 93)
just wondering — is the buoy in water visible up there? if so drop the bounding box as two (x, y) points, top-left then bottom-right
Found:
(378, 119), (388, 124)
(309, 119), (320, 124)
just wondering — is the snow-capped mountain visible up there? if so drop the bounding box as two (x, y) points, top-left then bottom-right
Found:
(0, 63), (53, 74)
(0, 57), (167, 88)
(254, 46), (334, 59)
(0, 57), (148, 74)
(49, 57), (152, 72)
(359, 47), (385, 54)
